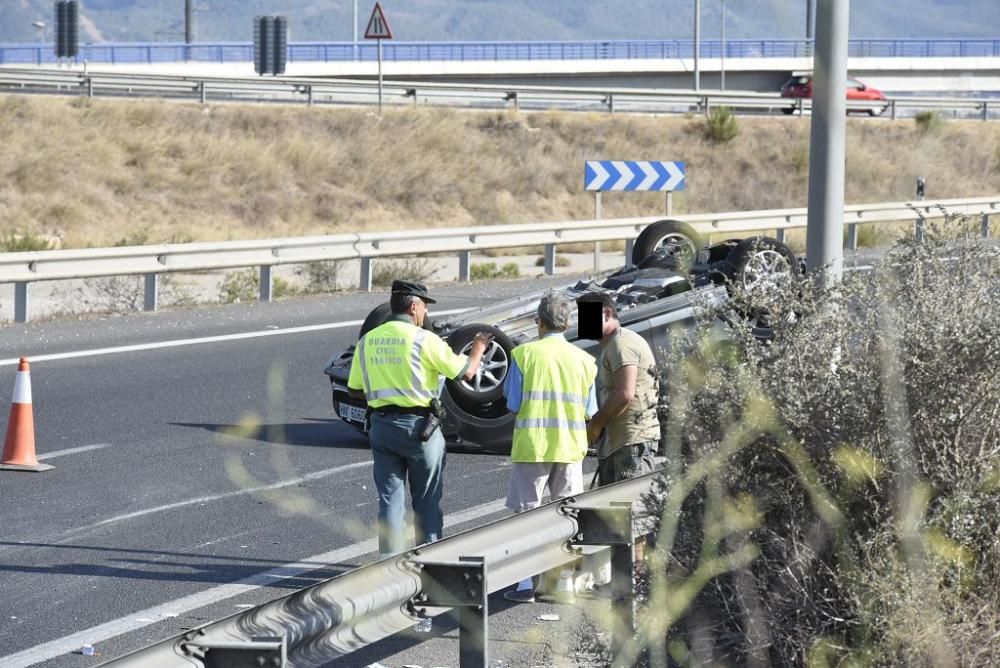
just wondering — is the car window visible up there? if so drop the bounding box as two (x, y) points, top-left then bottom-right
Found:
(783, 76), (810, 87)
(847, 78), (863, 89)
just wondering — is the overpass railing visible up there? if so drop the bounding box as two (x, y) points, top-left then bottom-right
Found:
(2, 37), (1000, 66)
(1, 197), (997, 324)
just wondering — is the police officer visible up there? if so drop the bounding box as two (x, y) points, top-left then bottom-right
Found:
(348, 279), (490, 559)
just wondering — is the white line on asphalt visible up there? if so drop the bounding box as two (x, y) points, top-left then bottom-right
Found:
(0, 307), (471, 367)
(72, 460), (375, 533)
(0, 498), (509, 668)
(36, 443), (112, 460)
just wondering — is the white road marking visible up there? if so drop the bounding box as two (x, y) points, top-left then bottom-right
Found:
(0, 307), (470, 367)
(0, 498), (508, 668)
(71, 461), (374, 533)
(36, 443), (112, 461)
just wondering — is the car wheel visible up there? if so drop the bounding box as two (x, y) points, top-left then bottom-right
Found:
(358, 301), (434, 340)
(631, 219), (703, 271)
(781, 107), (795, 115)
(722, 236), (798, 318)
(445, 324), (513, 410)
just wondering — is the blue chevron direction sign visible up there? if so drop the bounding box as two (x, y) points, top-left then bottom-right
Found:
(584, 160), (686, 192)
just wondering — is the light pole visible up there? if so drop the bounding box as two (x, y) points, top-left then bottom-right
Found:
(693, 0), (701, 90)
(32, 20), (45, 43)
(720, 0), (726, 90)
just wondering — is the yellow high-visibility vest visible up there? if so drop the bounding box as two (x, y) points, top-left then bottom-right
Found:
(511, 336), (596, 463)
(348, 319), (467, 408)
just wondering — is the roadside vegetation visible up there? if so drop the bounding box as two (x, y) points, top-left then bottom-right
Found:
(1, 96), (998, 250)
(579, 218), (1000, 665)
(470, 261), (520, 280)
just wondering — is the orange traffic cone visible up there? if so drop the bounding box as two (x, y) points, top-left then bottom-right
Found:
(0, 358), (53, 472)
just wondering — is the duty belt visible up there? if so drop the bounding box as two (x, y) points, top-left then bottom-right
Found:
(374, 405), (431, 416)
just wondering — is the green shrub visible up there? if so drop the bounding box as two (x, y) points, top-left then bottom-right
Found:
(843, 222), (886, 248)
(914, 110), (943, 133)
(534, 255), (571, 268)
(296, 261), (342, 293)
(371, 258), (436, 287)
(470, 261), (520, 280)
(617, 221), (1000, 666)
(218, 268), (295, 303)
(703, 106), (739, 143)
(0, 231), (54, 252)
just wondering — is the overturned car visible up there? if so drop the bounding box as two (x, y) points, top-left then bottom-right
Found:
(324, 220), (799, 452)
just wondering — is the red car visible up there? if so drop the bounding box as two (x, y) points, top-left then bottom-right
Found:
(780, 74), (888, 116)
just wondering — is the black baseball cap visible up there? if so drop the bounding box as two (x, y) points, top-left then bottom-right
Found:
(390, 279), (437, 304)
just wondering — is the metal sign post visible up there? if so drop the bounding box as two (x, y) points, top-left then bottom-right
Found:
(364, 2), (392, 114)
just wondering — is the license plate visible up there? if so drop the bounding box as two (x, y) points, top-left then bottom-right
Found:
(338, 403), (367, 425)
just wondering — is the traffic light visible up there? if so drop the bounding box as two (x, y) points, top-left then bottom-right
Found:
(54, 1), (79, 59)
(254, 15), (288, 76)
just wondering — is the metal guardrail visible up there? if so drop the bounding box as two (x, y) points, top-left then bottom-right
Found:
(1, 197), (997, 323)
(0, 66), (997, 120)
(99, 472), (653, 668)
(3, 37), (1000, 66)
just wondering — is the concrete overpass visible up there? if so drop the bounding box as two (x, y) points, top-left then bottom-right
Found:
(3, 38), (999, 94)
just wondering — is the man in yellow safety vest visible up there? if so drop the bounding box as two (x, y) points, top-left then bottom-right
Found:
(348, 280), (490, 560)
(501, 290), (598, 603)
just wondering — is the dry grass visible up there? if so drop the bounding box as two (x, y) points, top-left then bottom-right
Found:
(1, 96), (998, 249)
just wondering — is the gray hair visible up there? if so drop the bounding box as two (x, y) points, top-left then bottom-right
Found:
(537, 290), (572, 332)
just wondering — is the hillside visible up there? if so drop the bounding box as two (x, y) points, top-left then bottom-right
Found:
(1, 0), (999, 43)
(0, 95), (998, 250)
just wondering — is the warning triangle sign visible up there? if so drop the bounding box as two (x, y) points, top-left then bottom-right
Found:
(364, 2), (393, 39)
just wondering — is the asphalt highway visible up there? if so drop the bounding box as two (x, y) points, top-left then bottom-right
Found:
(0, 274), (601, 667)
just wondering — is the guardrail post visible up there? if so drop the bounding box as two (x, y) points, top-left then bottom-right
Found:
(914, 218), (925, 243)
(569, 504), (636, 660)
(982, 101), (989, 122)
(86, 77), (94, 98)
(306, 85), (313, 107)
(144, 273), (158, 311)
(890, 99), (897, 121)
(14, 282), (29, 323)
(594, 241), (601, 272)
(624, 238), (635, 265)
(199, 81), (206, 104)
(360, 258), (373, 292)
(797, 98), (804, 117)
(505, 92), (518, 110)
(413, 557), (488, 668)
(847, 223), (859, 251)
(543, 244), (557, 275)
(259, 266), (272, 302)
(606, 94), (615, 114)
(776, 228), (787, 244)
(458, 250), (471, 282)
(983, 213), (991, 239)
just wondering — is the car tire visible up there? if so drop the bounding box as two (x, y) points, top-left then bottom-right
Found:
(721, 236), (799, 328)
(631, 219), (703, 271)
(781, 106), (795, 115)
(358, 302), (434, 340)
(723, 236), (797, 289)
(445, 324), (513, 410)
